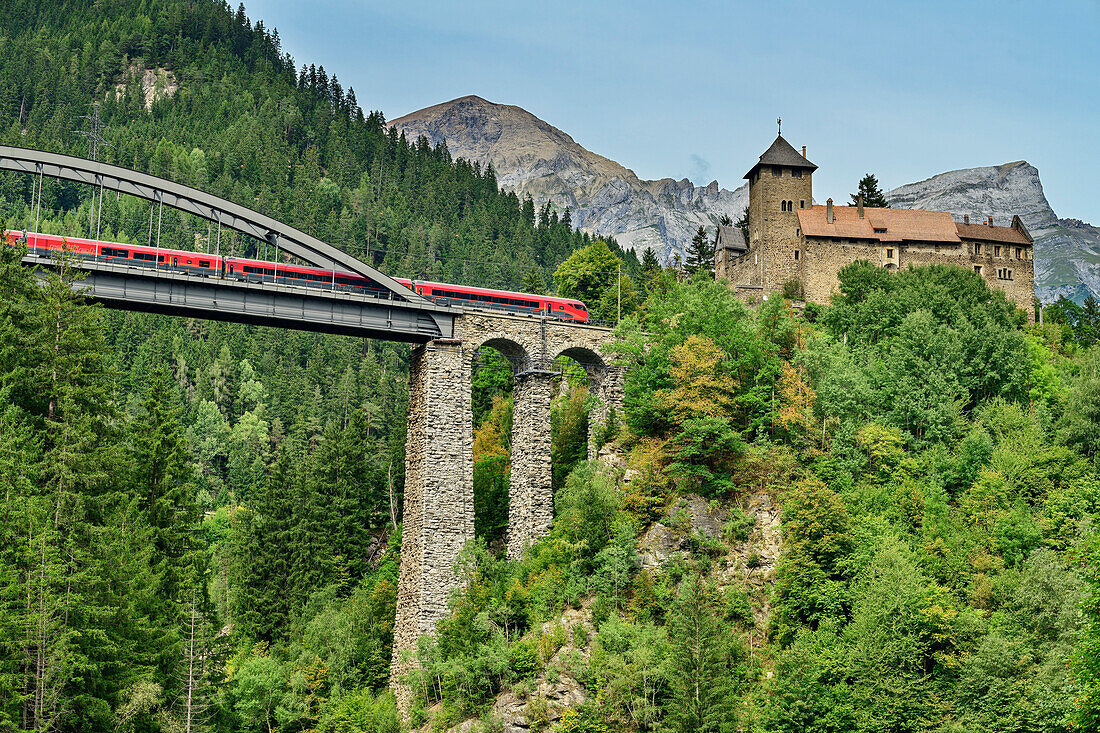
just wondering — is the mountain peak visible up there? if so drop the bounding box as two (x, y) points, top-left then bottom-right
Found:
(389, 97), (747, 259)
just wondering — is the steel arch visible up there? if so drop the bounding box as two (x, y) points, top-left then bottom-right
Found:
(0, 145), (431, 306)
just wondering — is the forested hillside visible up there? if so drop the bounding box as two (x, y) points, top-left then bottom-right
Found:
(4, 2), (1100, 733)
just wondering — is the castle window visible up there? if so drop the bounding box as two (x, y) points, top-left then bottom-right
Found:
(800, 200), (805, 209)
(781, 200), (787, 212)
(975, 243), (982, 255)
(873, 227), (887, 234)
(772, 166), (782, 177)
(994, 245), (1001, 257)
(792, 169), (802, 178)
(1016, 247), (1023, 259)
(794, 250), (800, 260)
(887, 248), (894, 258)
(975, 265), (983, 275)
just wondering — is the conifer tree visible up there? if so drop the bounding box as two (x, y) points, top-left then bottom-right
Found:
(128, 374), (202, 605)
(641, 247), (660, 282)
(734, 207), (750, 247)
(850, 173), (890, 208)
(236, 448), (298, 640)
(521, 269), (546, 295)
(665, 572), (739, 733)
(684, 226), (714, 277)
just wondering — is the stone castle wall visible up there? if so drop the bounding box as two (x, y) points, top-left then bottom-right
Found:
(797, 235), (1035, 318)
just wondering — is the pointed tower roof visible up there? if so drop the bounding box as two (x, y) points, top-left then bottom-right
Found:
(743, 135), (817, 180)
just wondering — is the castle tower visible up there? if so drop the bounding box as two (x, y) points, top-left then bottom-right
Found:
(744, 135), (816, 293)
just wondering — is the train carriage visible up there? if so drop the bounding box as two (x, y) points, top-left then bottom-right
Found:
(3, 230), (590, 323)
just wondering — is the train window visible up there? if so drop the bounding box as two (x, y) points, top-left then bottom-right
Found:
(199, 260), (211, 268)
(133, 252), (156, 261)
(102, 247), (128, 258)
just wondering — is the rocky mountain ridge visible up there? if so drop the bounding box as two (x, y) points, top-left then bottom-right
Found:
(389, 95), (748, 262)
(886, 162), (1100, 303)
(391, 96), (1096, 302)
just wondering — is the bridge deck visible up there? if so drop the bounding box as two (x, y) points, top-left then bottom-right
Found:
(25, 252), (459, 342)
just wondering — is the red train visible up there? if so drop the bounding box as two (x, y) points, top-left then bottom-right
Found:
(4, 230), (589, 322)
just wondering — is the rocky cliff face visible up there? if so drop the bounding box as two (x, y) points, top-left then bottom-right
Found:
(391, 96), (1097, 302)
(887, 162), (1100, 303)
(389, 96), (747, 262)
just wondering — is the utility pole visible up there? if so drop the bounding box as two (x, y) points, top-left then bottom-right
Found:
(617, 262), (621, 323)
(75, 102), (111, 246)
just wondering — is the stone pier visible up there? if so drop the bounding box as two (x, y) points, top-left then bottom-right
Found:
(586, 363), (625, 460)
(390, 313), (621, 713)
(390, 340), (473, 712)
(507, 370), (555, 559)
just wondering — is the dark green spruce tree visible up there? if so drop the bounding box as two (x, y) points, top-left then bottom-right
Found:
(641, 247), (661, 287)
(236, 447), (299, 640)
(128, 374), (203, 605)
(685, 225), (715, 277)
(851, 173), (890, 208)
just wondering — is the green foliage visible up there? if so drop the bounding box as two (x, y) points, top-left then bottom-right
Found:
(552, 385), (589, 492)
(474, 454), (510, 545)
(553, 240), (636, 323)
(1060, 349), (1100, 466)
(850, 173), (890, 208)
(684, 226), (714, 278)
(663, 572), (743, 733)
(817, 263), (1029, 446)
(315, 688), (401, 733)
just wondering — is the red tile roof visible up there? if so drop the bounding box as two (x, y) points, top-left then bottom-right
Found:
(797, 205), (958, 243)
(796, 205), (1032, 246)
(956, 222), (1031, 245)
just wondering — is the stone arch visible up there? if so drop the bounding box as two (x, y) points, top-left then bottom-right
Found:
(552, 345), (622, 459)
(475, 335), (535, 375)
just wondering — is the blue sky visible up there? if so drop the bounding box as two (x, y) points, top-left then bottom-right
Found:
(247, 0), (1099, 223)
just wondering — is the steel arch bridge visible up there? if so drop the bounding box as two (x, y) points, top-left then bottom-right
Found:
(0, 145), (459, 341)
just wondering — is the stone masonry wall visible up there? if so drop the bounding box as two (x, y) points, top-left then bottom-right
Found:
(799, 236), (1036, 320)
(390, 341), (473, 713)
(748, 166), (812, 291)
(508, 371), (554, 559)
(716, 248), (764, 301)
(587, 363), (625, 460)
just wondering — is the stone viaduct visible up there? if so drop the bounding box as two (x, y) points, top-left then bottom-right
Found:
(390, 311), (622, 706)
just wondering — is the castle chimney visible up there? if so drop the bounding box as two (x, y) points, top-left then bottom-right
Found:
(987, 216), (993, 227)
(802, 146), (807, 158)
(826, 198), (834, 224)
(857, 194), (864, 219)
(964, 214), (969, 225)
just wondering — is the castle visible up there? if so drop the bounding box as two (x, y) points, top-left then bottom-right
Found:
(714, 134), (1036, 319)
